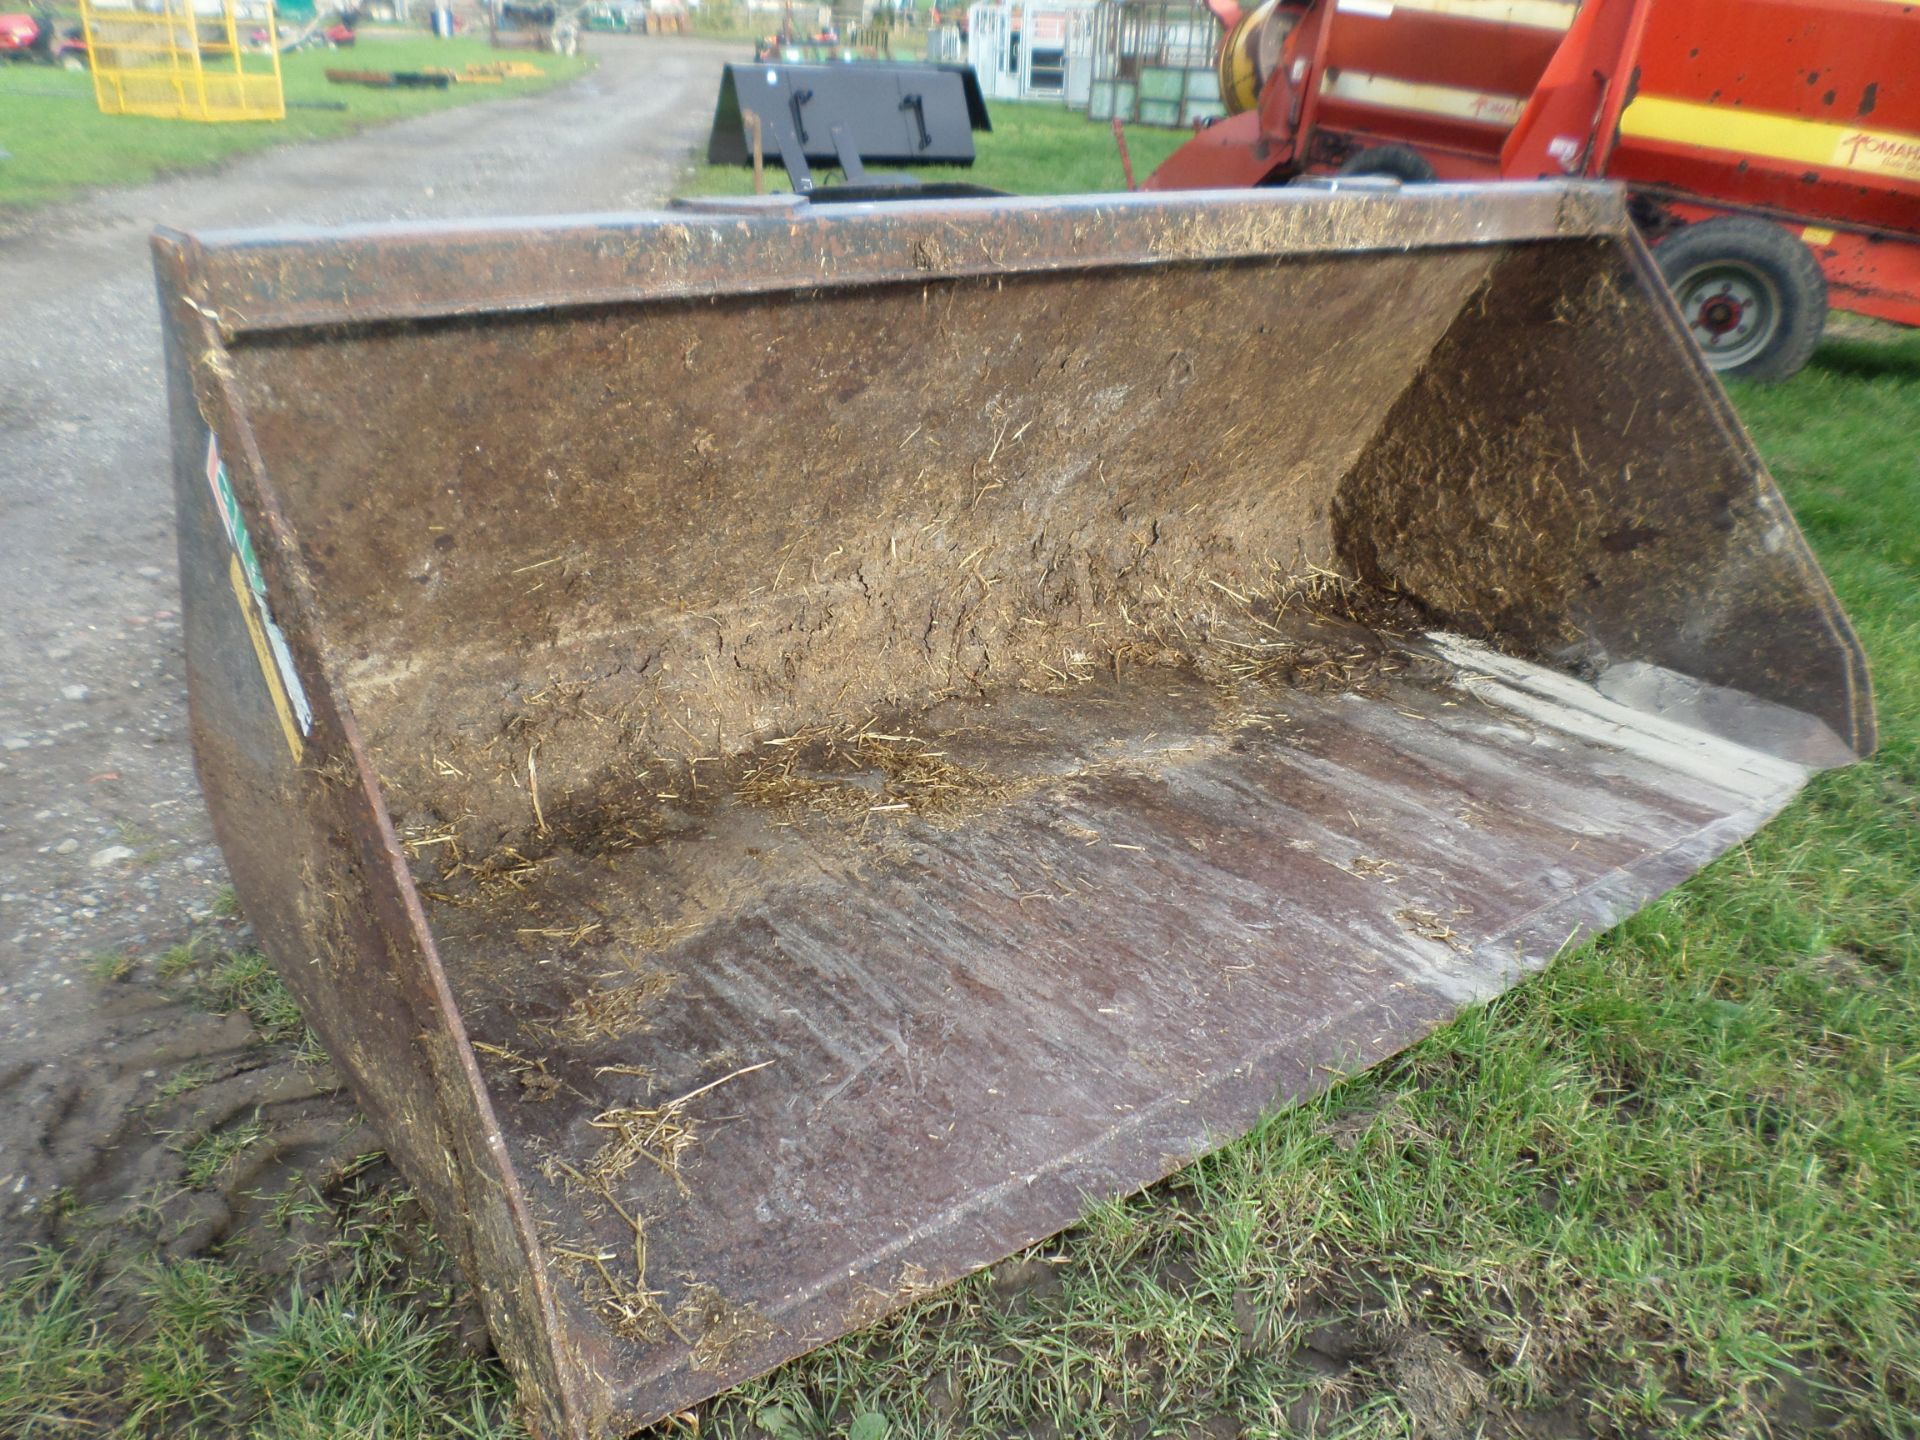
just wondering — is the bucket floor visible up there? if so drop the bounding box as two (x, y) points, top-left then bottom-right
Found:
(409, 634), (1824, 1427)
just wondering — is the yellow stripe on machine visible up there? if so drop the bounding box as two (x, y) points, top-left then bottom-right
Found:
(230, 552), (305, 763)
(1335, 0), (1576, 29)
(1321, 68), (1527, 126)
(1620, 95), (1920, 185)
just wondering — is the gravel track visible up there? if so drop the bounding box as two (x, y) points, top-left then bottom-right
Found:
(0, 33), (736, 1243)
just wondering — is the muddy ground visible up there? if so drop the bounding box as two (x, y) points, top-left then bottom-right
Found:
(0, 32), (735, 1253)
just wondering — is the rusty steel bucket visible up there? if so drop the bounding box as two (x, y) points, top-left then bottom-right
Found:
(154, 185), (1873, 1437)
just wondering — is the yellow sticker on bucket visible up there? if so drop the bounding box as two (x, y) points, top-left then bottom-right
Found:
(230, 552), (305, 763)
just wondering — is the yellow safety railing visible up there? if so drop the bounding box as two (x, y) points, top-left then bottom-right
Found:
(80, 0), (284, 122)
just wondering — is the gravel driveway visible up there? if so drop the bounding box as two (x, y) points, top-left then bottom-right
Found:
(0, 33), (736, 1242)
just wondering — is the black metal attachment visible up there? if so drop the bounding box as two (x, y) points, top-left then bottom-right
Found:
(708, 62), (987, 170)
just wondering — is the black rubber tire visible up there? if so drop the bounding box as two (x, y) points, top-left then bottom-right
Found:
(1335, 144), (1437, 184)
(1654, 217), (1827, 382)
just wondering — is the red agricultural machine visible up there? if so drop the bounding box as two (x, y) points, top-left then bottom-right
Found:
(0, 7), (87, 67)
(1147, 0), (1920, 379)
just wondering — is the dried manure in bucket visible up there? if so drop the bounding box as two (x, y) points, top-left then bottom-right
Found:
(155, 185), (1873, 1436)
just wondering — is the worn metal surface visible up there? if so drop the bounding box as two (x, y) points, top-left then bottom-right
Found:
(160, 182), (1619, 331)
(154, 186), (1872, 1437)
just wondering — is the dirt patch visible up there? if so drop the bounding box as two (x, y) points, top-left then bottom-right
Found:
(0, 937), (491, 1432)
(1383, 1324), (1492, 1439)
(0, 935), (363, 1272)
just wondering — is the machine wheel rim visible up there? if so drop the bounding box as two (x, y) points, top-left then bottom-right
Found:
(1674, 261), (1780, 370)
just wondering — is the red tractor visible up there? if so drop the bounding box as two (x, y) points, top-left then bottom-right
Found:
(1147, 0), (1920, 379)
(0, 7), (88, 68)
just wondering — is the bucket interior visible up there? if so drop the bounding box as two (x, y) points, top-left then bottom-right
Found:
(222, 231), (1860, 1427)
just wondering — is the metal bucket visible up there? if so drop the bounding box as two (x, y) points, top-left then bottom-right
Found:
(154, 184), (1873, 1437)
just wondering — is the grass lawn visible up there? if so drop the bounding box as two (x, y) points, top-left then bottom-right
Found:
(0, 34), (589, 212)
(3, 150), (1916, 1436)
(680, 98), (1194, 198)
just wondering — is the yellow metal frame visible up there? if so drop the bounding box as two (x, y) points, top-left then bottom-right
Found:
(80, 0), (284, 122)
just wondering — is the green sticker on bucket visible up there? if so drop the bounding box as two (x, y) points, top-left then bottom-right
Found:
(206, 433), (313, 741)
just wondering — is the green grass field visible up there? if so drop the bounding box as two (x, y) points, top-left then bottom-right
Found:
(0, 34), (588, 212)
(3, 112), (1916, 1438)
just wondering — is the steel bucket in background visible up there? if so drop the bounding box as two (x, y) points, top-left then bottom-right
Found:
(153, 184), (1872, 1437)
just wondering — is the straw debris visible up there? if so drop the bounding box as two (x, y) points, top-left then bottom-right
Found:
(472, 1040), (565, 1103)
(428, 843), (546, 904)
(735, 724), (1023, 827)
(677, 1282), (777, 1374)
(1397, 906), (1473, 954)
(400, 820), (463, 861)
(582, 1061), (773, 1192)
(585, 1103), (699, 1191)
(533, 969), (674, 1046)
(1348, 856), (1400, 882)
(544, 1200), (679, 1345)
(537, 1062), (775, 1345)
(1095, 560), (1427, 716)
(1208, 636), (1402, 697)
(1552, 265), (1634, 328)
(395, 563), (1429, 924)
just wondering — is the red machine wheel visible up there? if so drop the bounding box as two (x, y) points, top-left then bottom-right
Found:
(1654, 218), (1827, 382)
